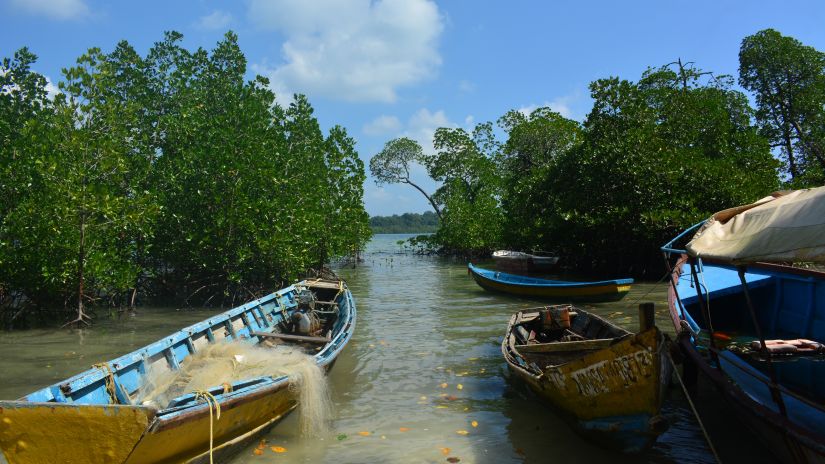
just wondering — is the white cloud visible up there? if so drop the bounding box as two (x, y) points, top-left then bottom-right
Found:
(196, 10), (232, 30)
(363, 115), (401, 135)
(249, 0), (443, 103)
(464, 115), (475, 129)
(9, 0), (88, 20)
(405, 108), (455, 154)
(44, 76), (60, 100)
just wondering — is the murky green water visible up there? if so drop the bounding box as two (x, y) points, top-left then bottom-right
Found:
(1, 234), (767, 463)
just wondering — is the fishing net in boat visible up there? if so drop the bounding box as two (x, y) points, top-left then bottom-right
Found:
(137, 342), (331, 436)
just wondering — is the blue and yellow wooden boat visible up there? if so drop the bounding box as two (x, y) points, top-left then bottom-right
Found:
(468, 263), (633, 302)
(502, 305), (670, 452)
(0, 278), (355, 464)
(663, 187), (825, 463)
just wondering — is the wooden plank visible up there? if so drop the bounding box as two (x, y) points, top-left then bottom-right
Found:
(251, 331), (330, 344)
(302, 280), (342, 290)
(515, 338), (616, 353)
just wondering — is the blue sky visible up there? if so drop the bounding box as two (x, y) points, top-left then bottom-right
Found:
(2, 0), (824, 216)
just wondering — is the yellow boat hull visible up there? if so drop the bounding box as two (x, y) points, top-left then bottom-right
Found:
(0, 381), (296, 464)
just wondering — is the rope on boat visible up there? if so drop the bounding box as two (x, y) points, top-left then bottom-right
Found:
(667, 352), (722, 464)
(194, 389), (222, 464)
(92, 362), (118, 404)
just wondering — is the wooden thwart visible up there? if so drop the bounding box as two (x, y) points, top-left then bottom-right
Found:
(252, 331), (330, 344)
(515, 338), (615, 353)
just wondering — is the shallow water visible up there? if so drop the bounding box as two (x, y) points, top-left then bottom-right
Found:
(0, 234), (773, 463)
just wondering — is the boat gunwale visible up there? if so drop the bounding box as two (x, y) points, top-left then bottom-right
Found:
(501, 307), (633, 375)
(12, 279), (354, 410)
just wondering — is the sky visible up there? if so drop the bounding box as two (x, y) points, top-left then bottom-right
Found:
(2, 0), (824, 216)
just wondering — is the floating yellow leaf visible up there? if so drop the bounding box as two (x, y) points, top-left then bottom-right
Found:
(379, 340), (388, 345)
(369, 344), (375, 348)
(436, 405), (449, 409)
(399, 427), (410, 432)
(440, 383), (448, 388)
(456, 384), (463, 390)
(253, 449), (264, 456)
(381, 435), (387, 439)
(270, 446), (286, 453)
(468, 357), (479, 361)
(456, 430), (469, 435)
(420, 396), (427, 401)
(471, 420), (478, 428)
(256, 440), (266, 450)
(358, 431), (371, 436)
(440, 447), (451, 456)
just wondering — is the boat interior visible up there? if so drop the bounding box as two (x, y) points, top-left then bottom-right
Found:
(20, 280), (350, 412)
(509, 305), (630, 369)
(675, 260), (825, 424)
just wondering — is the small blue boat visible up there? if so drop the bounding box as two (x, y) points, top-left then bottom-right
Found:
(663, 187), (825, 463)
(0, 278), (356, 464)
(468, 263), (633, 302)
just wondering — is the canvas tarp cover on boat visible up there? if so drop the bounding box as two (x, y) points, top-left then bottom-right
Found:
(686, 186), (825, 264)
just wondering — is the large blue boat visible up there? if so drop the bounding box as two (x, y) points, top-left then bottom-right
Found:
(662, 187), (825, 464)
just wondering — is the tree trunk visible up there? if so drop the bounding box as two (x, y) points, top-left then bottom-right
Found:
(405, 179), (443, 221)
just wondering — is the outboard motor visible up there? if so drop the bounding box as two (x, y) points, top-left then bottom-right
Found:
(293, 288), (322, 335)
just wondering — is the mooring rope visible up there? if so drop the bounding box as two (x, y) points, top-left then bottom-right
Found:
(621, 270), (670, 312)
(667, 352), (722, 464)
(194, 389), (222, 464)
(92, 362), (118, 404)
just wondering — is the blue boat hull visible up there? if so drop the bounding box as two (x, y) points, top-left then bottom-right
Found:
(469, 263), (633, 302)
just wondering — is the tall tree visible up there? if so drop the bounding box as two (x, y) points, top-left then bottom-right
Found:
(425, 123), (503, 252)
(370, 137), (442, 220)
(739, 29), (825, 185)
(498, 108), (581, 249)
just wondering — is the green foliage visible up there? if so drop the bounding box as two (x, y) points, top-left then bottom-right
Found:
(739, 29), (825, 186)
(369, 211), (439, 234)
(547, 62), (779, 274)
(0, 32), (370, 318)
(425, 123), (503, 253)
(498, 108), (582, 249)
(371, 58), (782, 275)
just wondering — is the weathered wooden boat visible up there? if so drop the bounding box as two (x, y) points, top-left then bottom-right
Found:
(469, 263), (633, 302)
(502, 304), (670, 452)
(662, 187), (825, 464)
(0, 278), (356, 464)
(492, 250), (559, 274)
